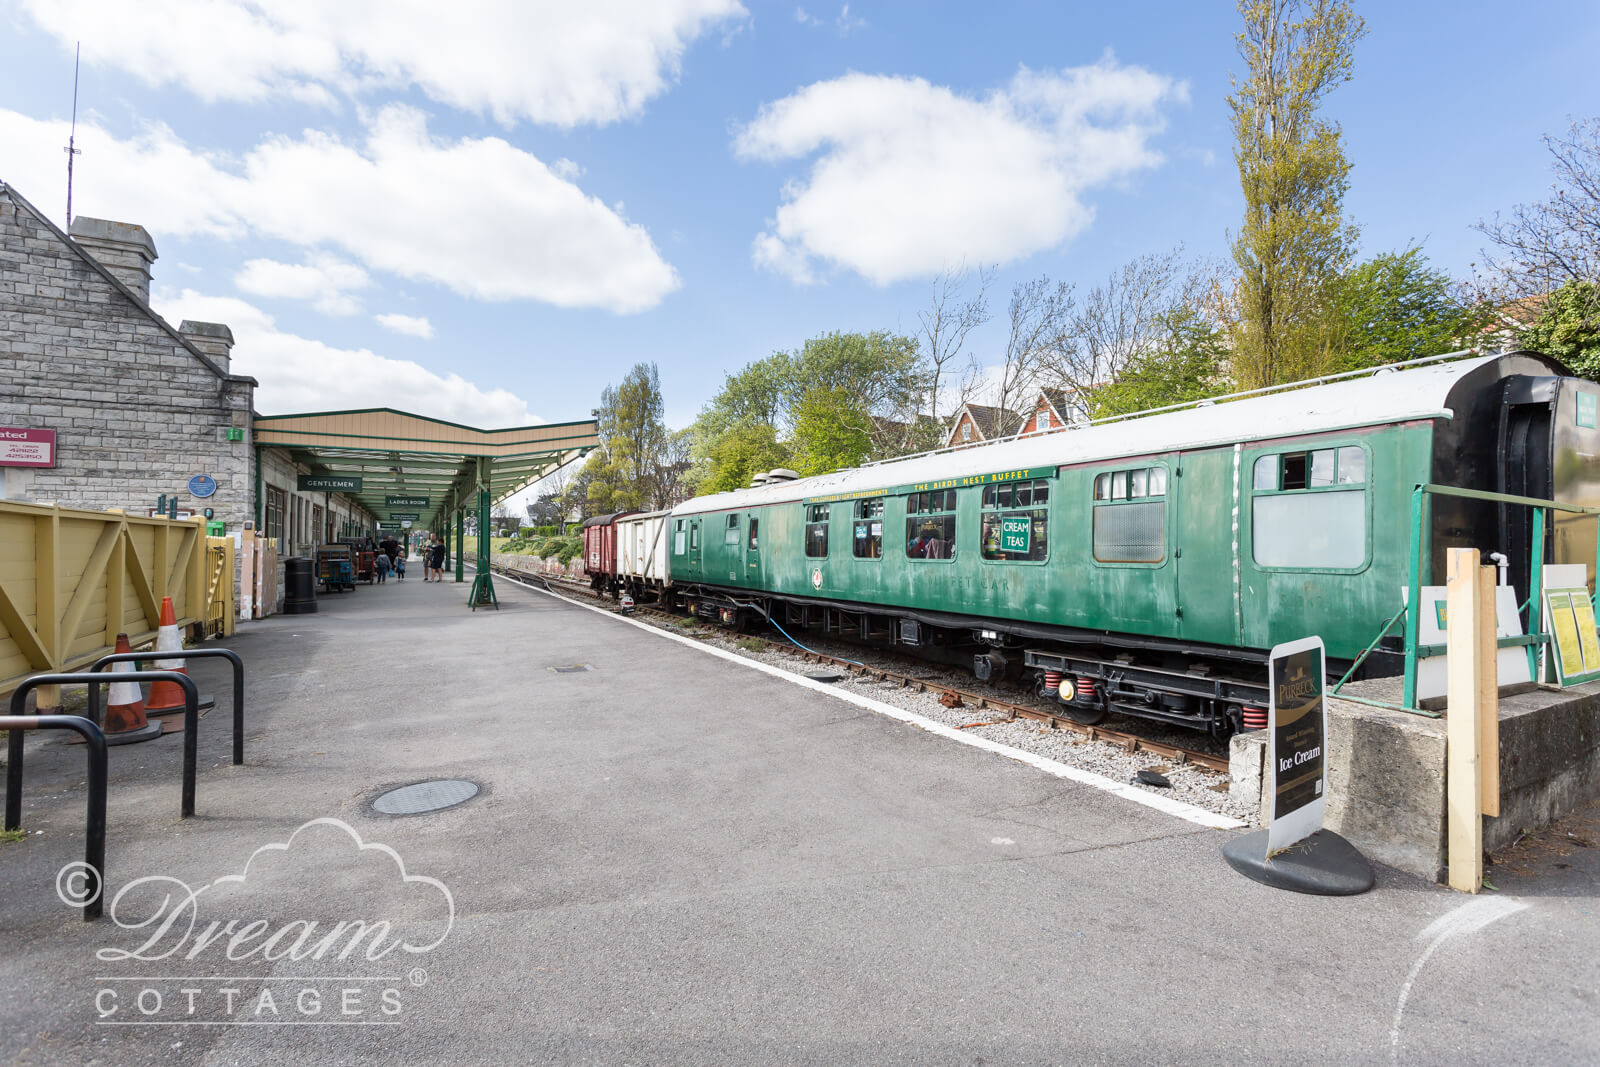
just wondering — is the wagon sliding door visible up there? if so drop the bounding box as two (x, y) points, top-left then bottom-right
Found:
(1173, 446), (1243, 646)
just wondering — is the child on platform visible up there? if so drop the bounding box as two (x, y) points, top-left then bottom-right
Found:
(374, 551), (391, 583)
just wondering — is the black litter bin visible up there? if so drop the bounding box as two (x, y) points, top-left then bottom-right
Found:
(283, 556), (318, 614)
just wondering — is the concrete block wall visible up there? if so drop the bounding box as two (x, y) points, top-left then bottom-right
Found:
(1231, 679), (1600, 882)
(0, 185), (255, 530)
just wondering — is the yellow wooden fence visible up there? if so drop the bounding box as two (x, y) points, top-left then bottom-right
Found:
(0, 501), (211, 697)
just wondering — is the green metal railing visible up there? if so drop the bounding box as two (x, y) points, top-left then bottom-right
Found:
(1334, 484), (1600, 715)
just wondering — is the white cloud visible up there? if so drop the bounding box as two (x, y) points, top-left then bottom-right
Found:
(19, 0), (747, 128)
(735, 57), (1184, 285)
(795, 4), (865, 35)
(235, 254), (371, 315)
(375, 312), (435, 339)
(0, 106), (680, 313)
(155, 289), (541, 425)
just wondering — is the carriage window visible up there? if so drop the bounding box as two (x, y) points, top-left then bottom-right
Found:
(674, 518), (687, 555)
(981, 480), (1049, 561)
(690, 523), (699, 550)
(905, 489), (957, 560)
(1092, 466), (1167, 502)
(725, 514), (740, 545)
(805, 503), (830, 557)
(1092, 466), (1166, 563)
(853, 498), (884, 559)
(1252, 446), (1368, 569)
(748, 518), (759, 550)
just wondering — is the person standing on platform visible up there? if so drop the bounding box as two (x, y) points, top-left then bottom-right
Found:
(430, 536), (447, 582)
(394, 552), (406, 581)
(374, 550), (391, 584)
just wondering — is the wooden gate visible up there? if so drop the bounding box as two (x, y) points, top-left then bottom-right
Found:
(0, 501), (208, 696)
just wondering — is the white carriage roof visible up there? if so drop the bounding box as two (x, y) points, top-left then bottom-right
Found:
(672, 354), (1508, 516)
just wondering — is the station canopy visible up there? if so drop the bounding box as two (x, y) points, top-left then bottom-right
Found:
(252, 408), (599, 531)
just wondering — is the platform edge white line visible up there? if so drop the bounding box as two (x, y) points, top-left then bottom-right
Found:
(498, 570), (1246, 830)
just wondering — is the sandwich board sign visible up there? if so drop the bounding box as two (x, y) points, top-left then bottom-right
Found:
(1266, 636), (1327, 854)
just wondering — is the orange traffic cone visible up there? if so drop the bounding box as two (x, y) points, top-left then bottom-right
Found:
(144, 596), (214, 722)
(104, 633), (162, 745)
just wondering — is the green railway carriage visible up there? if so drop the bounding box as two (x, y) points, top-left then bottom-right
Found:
(665, 352), (1600, 735)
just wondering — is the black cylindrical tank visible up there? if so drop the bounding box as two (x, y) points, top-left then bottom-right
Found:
(283, 557), (318, 614)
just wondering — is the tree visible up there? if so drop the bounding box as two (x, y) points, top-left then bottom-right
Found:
(1046, 249), (1220, 419)
(917, 265), (992, 421)
(1520, 280), (1600, 379)
(788, 330), (925, 461)
(973, 276), (1075, 433)
(1328, 247), (1478, 369)
(1476, 119), (1600, 297)
(1228, 0), (1367, 388)
(592, 362), (667, 510)
(655, 427), (696, 507)
(687, 330), (926, 489)
(1087, 307), (1231, 419)
(698, 423), (792, 494)
(791, 386), (874, 476)
(1475, 118), (1600, 351)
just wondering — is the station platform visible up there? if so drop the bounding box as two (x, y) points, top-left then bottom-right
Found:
(1, 572), (1597, 1063)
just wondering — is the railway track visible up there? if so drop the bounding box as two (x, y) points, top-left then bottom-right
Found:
(491, 562), (1231, 775)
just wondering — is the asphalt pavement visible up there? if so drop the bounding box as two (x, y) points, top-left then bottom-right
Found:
(0, 569), (1594, 1065)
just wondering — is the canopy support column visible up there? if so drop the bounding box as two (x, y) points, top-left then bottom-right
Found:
(468, 455), (498, 609)
(454, 507), (465, 584)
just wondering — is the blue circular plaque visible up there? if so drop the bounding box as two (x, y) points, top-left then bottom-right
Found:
(188, 474), (217, 498)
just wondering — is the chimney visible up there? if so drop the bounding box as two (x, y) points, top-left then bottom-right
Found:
(179, 320), (236, 374)
(67, 216), (158, 303)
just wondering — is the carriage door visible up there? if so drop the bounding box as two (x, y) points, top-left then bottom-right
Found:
(1499, 375), (1556, 608)
(674, 517), (702, 581)
(746, 512), (762, 584)
(1172, 446), (1244, 645)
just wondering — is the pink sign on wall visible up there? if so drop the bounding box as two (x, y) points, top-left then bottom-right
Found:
(0, 427), (56, 467)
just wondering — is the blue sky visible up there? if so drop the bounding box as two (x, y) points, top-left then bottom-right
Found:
(2, 0), (1596, 439)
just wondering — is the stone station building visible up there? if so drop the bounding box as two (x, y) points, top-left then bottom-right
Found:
(1, 181), (598, 611)
(0, 182), (379, 605)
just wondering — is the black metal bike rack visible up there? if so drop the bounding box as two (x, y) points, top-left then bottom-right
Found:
(0, 710), (107, 921)
(88, 648), (245, 765)
(8, 671), (199, 818)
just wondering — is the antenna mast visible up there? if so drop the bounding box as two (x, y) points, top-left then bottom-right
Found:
(65, 42), (81, 226)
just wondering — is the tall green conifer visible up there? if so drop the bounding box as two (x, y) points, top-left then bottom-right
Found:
(1228, 0), (1367, 387)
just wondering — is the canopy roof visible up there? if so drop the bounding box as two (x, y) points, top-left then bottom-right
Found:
(253, 407), (599, 529)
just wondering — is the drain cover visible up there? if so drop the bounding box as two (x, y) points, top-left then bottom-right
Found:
(547, 664), (593, 674)
(372, 779), (479, 815)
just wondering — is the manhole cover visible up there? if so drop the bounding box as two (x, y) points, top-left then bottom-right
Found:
(372, 779), (480, 815)
(547, 664), (593, 673)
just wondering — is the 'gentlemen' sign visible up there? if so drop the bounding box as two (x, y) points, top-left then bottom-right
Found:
(1266, 636), (1327, 854)
(298, 475), (362, 492)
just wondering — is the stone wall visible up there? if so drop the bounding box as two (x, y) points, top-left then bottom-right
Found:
(0, 185), (254, 528)
(1231, 678), (1600, 882)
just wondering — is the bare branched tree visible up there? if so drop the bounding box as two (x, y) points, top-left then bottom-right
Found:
(654, 428), (695, 508)
(986, 277), (1075, 433)
(1475, 117), (1600, 311)
(1045, 250), (1226, 420)
(917, 264), (993, 421)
